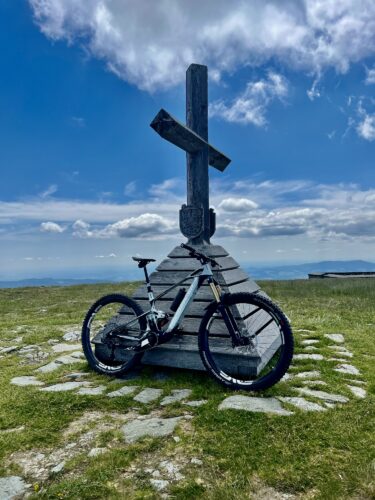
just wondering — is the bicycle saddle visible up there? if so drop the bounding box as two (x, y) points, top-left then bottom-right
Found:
(132, 256), (156, 268)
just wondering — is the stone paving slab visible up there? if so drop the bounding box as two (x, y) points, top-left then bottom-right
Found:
(122, 416), (184, 443)
(40, 382), (90, 393)
(298, 388), (349, 404)
(160, 389), (192, 406)
(52, 343), (82, 353)
(107, 386), (139, 398)
(295, 370), (321, 379)
(334, 364), (360, 376)
(11, 376), (45, 387)
(219, 395), (292, 415)
(0, 476), (29, 500)
(184, 400), (208, 407)
(346, 379), (366, 385)
(347, 385), (366, 398)
(77, 385), (107, 396)
(278, 397), (326, 412)
(324, 334), (345, 343)
(303, 380), (327, 386)
(133, 388), (163, 404)
(327, 346), (353, 357)
(36, 353), (84, 373)
(62, 331), (81, 342)
(294, 354), (324, 360)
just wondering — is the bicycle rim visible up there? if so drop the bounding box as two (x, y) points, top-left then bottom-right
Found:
(200, 293), (293, 390)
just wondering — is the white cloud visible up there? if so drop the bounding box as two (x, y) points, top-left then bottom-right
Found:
(0, 198), (181, 224)
(39, 184), (58, 199)
(4, 177), (375, 243)
(72, 213), (177, 239)
(357, 114), (375, 141)
(306, 76), (321, 101)
(209, 72), (288, 126)
(344, 98), (375, 142)
(29, 0), (375, 92)
(124, 181), (137, 196)
(218, 198), (258, 212)
(72, 219), (93, 238)
(40, 221), (65, 233)
(148, 178), (183, 198)
(365, 66), (375, 84)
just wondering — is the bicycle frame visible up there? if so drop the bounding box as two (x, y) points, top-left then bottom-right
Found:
(120, 262), (222, 337)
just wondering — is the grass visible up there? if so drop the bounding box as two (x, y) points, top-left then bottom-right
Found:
(0, 279), (374, 499)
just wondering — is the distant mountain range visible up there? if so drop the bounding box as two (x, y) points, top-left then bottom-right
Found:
(247, 260), (375, 280)
(1, 260), (375, 288)
(0, 277), (117, 289)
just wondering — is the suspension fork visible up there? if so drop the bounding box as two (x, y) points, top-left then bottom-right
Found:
(208, 279), (242, 346)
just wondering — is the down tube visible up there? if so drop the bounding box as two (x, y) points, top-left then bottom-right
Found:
(166, 276), (200, 332)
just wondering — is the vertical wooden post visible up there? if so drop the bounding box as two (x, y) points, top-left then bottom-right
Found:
(186, 64), (210, 244)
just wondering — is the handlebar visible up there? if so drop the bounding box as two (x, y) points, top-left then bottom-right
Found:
(180, 243), (220, 268)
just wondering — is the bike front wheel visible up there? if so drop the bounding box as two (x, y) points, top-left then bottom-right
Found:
(82, 294), (146, 376)
(198, 292), (293, 391)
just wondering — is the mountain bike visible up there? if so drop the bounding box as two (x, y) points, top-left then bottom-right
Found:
(82, 243), (294, 391)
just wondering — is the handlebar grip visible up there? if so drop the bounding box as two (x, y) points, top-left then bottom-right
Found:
(180, 243), (196, 253)
(180, 243), (219, 267)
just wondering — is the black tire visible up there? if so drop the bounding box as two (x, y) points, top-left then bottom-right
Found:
(198, 292), (294, 391)
(82, 294), (146, 377)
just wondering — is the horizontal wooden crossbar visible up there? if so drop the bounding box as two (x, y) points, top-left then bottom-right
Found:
(150, 109), (231, 172)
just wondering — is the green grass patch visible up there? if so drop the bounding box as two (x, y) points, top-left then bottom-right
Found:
(0, 279), (374, 498)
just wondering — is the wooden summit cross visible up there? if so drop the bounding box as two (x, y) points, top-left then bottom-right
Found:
(150, 64), (230, 244)
(95, 64), (284, 374)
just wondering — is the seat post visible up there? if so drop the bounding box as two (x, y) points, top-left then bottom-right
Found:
(143, 265), (150, 284)
(143, 265), (155, 304)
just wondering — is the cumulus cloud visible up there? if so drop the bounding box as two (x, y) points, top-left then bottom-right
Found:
(106, 213), (177, 238)
(210, 72), (288, 126)
(4, 177), (375, 242)
(216, 207), (325, 238)
(29, 0), (375, 92)
(40, 221), (65, 233)
(218, 198), (258, 212)
(72, 213), (177, 239)
(72, 219), (93, 238)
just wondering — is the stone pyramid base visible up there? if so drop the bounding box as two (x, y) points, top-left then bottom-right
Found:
(95, 243), (280, 376)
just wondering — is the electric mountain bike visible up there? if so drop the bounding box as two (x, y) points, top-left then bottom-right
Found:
(82, 243), (294, 391)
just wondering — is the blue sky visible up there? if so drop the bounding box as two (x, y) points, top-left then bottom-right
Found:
(1, 0), (375, 279)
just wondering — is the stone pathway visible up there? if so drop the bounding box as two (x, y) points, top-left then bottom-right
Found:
(219, 329), (367, 415)
(5, 328), (368, 431)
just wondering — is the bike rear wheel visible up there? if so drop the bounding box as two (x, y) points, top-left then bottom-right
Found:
(82, 294), (146, 376)
(198, 292), (293, 391)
